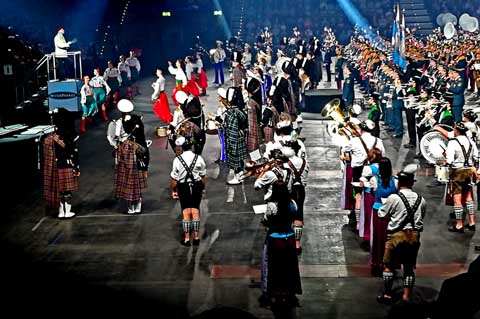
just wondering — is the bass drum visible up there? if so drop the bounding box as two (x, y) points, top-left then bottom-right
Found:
(420, 125), (452, 164)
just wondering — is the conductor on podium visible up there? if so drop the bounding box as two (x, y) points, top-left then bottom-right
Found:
(54, 27), (73, 80)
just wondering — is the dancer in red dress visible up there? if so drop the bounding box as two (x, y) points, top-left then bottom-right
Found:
(194, 51), (208, 96)
(152, 68), (172, 123)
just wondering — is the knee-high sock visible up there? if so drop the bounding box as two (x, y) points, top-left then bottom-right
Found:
(454, 205), (464, 220)
(466, 201), (475, 216)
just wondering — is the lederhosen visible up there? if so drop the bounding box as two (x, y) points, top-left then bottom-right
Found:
(448, 138), (475, 196)
(384, 192), (422, 269)
(287, 159), (306, 222)
(177, 154), (204, 210)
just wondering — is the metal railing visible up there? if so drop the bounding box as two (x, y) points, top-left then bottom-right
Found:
(35, 51), (83, 81)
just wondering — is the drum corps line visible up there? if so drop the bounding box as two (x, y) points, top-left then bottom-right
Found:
(42, 22), (480, 308)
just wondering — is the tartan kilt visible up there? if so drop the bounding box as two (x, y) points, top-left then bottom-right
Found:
(263, 126), (274, 143)
(57, 168), (79, 192)
(114, 140), (147, 201)
(247, 102), (262, 152)
(226, 133), (247, 171)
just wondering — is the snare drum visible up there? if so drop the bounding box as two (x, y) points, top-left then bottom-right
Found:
(435, 165), (449, 183)
(205, 119), (218, 135)
(156, 126), (168, 137)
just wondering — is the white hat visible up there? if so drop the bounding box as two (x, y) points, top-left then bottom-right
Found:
(402, 163), (418, 175)
(175, 136), (186, 146)
(216, 40), (223, 45)
(175, 91), (188, 105)
(280, 146), (295, 158)
(217, 87), (227, 99)
(352, 104), (362, 115)
(117, 99), (134, 113)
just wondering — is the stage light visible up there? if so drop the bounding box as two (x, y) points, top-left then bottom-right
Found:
(162, 11), (171, 17)
(214, 10), (222, 16)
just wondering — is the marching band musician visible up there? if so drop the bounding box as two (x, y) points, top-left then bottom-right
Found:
(90, 68), (111, 122)
(242, 44), (252, 70)
(447, 68), (466, 122)
(151, 68), (172, 124)
(168, 91), (205, 155)
(342, 66), (355, 111)
(79, 75), (97, 133)
(104, 60), (122, 109)
(391, 78), (405, 138)
(118, 55), (133, 100)
(341, 120), (385, 231)
(402, 79), (418, 149)
(111, 99), (149, 215)
(224, 87), (249, 185)
(377, 164), (426, 304)
(368, 96), (381, 138)
(261, 86), (280, 143)
(434, 122), (478, 233)
(213, 88), (228, 163)
(43, 108), (80, 219)
(126, 51), (141, 95)
(213, 40), (227, 87)
(255, 145), (302, 307)
(231, 51), (245, 88)
(171, 136), (207, 246)
(245, 71), (263, 153)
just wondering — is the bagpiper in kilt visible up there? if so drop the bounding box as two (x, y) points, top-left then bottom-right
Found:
(112, 99), (149, 214)
(224, 87), (248, 185)
(43, 108), (80, 219)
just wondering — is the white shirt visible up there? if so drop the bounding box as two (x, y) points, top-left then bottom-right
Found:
(213, 48), (226, 63)
(446, 135), (478, 168)
(118, 62), (131, 79)
(89, 76), (111, 95)
(171, 108), (185, 128)
(378, 189), (427, 233)
(104, 67), (122, 84)
(126, 56), (141, 73)
(151, 76), (166, 101)
(185, 63), (194, 80)
(168, 66), (187, 86)
(170, 150), (206, 182)
(80, 84), (93, 104)
(54, 32), (69, 58)
(343, 132), (385, 168)
(254, 166), (293, 201)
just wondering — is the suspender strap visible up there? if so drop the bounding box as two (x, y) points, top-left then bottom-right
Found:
(177, 154), (198, 183)
(396, 192), (422, 232)
(453, 138), (472, 167)
(359, 136), (377, 164)
(287, 159), (306, 184)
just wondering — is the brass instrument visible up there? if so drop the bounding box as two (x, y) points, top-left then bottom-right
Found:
(322, 98), (360, 141)
(241, 158), (280, 181)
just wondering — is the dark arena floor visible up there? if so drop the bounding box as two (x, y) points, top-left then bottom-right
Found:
(1, 70), (479, 318)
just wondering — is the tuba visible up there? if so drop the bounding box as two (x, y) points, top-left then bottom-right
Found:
(444, 22), (456, 40)
(322, 98), (359, 141)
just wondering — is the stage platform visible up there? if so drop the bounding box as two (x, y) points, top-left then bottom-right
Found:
(0, 71), (478, 318)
